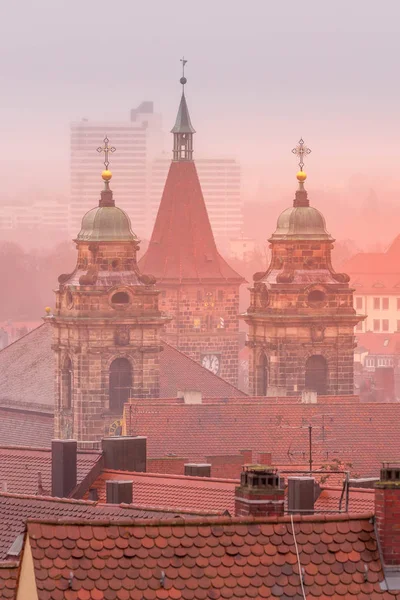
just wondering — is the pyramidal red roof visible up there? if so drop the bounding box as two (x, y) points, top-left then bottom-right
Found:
(139, 161), (244, 283)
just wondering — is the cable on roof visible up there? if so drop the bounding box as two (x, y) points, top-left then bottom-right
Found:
(290, 514), (307, 600)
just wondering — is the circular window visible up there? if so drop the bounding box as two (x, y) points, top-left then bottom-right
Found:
(307, 289), (326, 307)
(111, 291), (130, 305)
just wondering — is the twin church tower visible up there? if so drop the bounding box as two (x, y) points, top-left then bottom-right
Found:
(49, 66), (362, 441)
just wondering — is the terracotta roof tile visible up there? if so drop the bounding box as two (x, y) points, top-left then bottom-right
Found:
(86, 470), (237, 514)
(159, 342), (245, 398)
(356, 332), (400, 355)
(0, 326), (245, 445)
(0, 324), (54, 408)
(0, 561), (18, 600)
(343, 235), (400, 294)
(0, 408), (53, 448)
(0, 446), (101, 496)
(138, 161), (244, 284)
(316, 487), (375, 514)
(0, 491), (215, 561)
(126, 399), (400, 477)
(25, 513), (392, 599)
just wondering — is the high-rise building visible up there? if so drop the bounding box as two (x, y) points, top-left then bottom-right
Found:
(150, 155), (242, 247)
(139, 72), (244, 386)
(0, 197), (69, 233)
(69, 102), (163, 238)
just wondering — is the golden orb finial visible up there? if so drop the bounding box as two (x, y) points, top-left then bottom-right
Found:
(44, 307), (52, 315)
(102, 169), (112, 182)
(296, 170), (307, 182)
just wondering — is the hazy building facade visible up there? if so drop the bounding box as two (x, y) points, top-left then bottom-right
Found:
(243, 169), (363, 397)
(344, 235), (400, 334)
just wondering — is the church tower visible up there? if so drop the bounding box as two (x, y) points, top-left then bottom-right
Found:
(49, 139), (168, 444)
(242, 140), (363, 397)
(139, 62), (244, 385)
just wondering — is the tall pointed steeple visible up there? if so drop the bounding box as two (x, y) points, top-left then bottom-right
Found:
(139, 63), (244, 386)
(171, 57), (195, 161)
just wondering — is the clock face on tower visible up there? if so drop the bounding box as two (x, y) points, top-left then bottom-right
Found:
(201, 354), (221, 375)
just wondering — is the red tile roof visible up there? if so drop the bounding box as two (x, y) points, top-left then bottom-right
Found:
(344, 234), (400, 293)
(88, 470), (376, 518)
(87, 470), (237, 514)
(138, 161), (244, 283)
(0, 446), (101, 496)
(315, 486), (375, 514)
(159, 342), (246, 398)
(356, 332), (400, 355)
(0, 561), (18, 599)
(0, 492), (216, 562)
(0, 408), (53, 448)
(125, 399), (400, 477)
(26, 513), (393, 599)
(0, 324), (54, 409)
(0, 325), (245, 444)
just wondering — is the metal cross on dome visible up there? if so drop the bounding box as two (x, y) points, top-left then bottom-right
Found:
(291, 138), (311, 171)
(97, 136), (116, 170)
(180, 56), (187, 78)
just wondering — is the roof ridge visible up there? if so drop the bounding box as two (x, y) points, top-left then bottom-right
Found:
(101, 469), (239, 484)
(0, 491), (98, 505)
(161, 340), (247, 395)
(0, 323), (47, 355)
(0, 445), (101, 456)
(26, 512), (374, 528)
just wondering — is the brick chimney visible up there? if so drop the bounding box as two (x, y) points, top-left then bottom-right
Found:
(375, 462), (400, 565)
(106, 480), (133, 504)
(101, 436), (146, 472)
(235, 465), (284, 517)
(287, 477), (315, 515)
(51, 439), (77, 498)
(184, 463), (211, 477)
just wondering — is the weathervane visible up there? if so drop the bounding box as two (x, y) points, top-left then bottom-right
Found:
(180, 56), (187, 89)
(291, 138), (311, 171)
(97, 136), (116, 170)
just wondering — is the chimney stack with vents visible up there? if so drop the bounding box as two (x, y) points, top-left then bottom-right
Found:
(184, 464), (211, 478)
(287, 477), (315, 515)
(235, 465), (284, 517)
(102, 437), (146, 472)
(375, 462), (400, 565)
(52, 439), (77, 498)
(106, 480), (133, 504)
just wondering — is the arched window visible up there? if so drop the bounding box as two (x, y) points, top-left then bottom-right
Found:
(109, 358), (132, 414)
(62, 357), (72, 409)
(256, 353), (268, 396)
(305, 355), (328, 395)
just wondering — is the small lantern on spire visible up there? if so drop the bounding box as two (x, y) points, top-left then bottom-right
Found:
(171, 58), (196, 161)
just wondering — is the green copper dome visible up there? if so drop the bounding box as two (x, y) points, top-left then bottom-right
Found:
(270, 206), (333, 241)
(76, 206), (137, 242)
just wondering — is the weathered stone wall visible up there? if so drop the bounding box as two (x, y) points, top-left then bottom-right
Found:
(157, 283), (240, 385)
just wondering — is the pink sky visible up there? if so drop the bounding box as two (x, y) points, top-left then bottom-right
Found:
(1, 0), (400, 199)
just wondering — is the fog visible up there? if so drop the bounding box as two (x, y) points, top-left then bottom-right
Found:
(2, 0), (400, 318)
